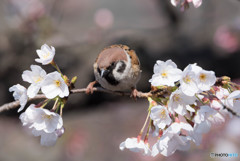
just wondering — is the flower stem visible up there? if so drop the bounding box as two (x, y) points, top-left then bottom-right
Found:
(227, 83), (234, 93)
(35, 99), (49, 108)
(229, 82), (240, 88)
(144, 119), (152, 143)
(51, 61), (63, 76)
(52, 97), (59, 111)
(195, 94), (204, 105)
(60, 103), (64, 116)
(40, 99), (51, 108)
(139, 110), (150, 135)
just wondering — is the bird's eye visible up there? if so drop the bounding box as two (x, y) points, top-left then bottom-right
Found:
(117, 61), (126, 73)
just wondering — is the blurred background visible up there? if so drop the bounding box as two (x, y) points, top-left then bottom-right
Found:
(1, 0), (240, 160)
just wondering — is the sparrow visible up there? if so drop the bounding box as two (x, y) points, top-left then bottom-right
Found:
(86, 44), (141, 98)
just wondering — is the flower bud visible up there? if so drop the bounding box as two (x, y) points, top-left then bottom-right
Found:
(222, 76), (231, 82)
(202, 97), (210, 104)
(63, 75), (70, 86)
(71, 76), (77, 84)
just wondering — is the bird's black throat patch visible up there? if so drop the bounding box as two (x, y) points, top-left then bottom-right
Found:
(105, 72), (119, 86)
(99, 62), (119, 86)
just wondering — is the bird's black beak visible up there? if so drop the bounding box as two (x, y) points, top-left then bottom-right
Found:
(100, 69), (109, 78)
(100, 69), (105, 77)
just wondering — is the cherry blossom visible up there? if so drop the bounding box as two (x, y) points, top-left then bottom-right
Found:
(168, 89), (197, 115)
(225, 90), (240, 114)
(180, 64), (200, 96)
(119, 137), (151, 156)
(22, 65), (46, 98)
(149, 59), (182, 87)
(9, 84), (28, 112)
(35, 44), (55, 65)
(41, 71), (69, 99)
(152, 122), (193, 157)
(194, 105), (225, 133)
(171, 0), (202, 9)
(20, 104), (63, 133)
(32, 127), (64, 146)
(150, 105), (172, 129)
(196, 69), (216, 91)
(19, 104), (64, 146)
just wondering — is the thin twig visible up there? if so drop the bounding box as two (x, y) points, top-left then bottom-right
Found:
(207, 91), (240, 118)
(0, 87), (151, 113)
(0, 94), (46, 113)
(71, 87), (152, 98)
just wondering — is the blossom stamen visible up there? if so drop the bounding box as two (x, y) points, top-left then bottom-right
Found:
(161, 71), (168, 78)
(173, 94), (181, 102)
(159, 109), (167, 119)
(55, 80), (61, 87)
(43, 52), (51, 59)
(34, 76), (43, 83)
(199, 73), (207, 82)
(183, 75), (192, 84)
(42, 114), (53, 120)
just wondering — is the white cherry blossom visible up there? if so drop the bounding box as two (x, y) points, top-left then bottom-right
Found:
(196, 69), (216, 91)
(32, 127), (64, 146)
(225, 90), (240, 114)
(35, 44), (55, 65)
(190, 130), (203, 146)
(180, 64), (216, 96)
(149, 59), (182, 87)
(194, 105), (225, 124)
(150, 105), (172, 129)
(20, 104), (63, 133)
(19, 104), (64, 146)
(216, 87), (230, 101)
(152, 122), (193, 157)
(19, 104), (39, 126)
(22, 65), (46, 98)
(168, 89), (196, 115)
(119, 137), (151, 156)
(170, 0), (179, 7)
(213, 87), (231, 115)
(210, 99), (224, 110)
(194, 105), (225, 134)
(9, 84), (28, 112)
(41, 71), (69, 99)
(31, 108), (63, 133)
(170, 0), (202, 8)
(192, 0), (202, 8)
(180, 64), (200, 96)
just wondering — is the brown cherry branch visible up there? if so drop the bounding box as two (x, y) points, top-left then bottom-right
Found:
(0, 87), (152, 113)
